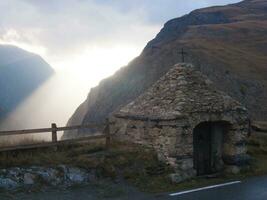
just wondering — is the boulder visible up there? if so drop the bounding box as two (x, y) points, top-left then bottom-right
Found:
(169, 169), (196, 183)
(23, 173), (35, 185)
(225, 166), (241, 175)
(0, 178), (18, 189)
(66, 168), (88, 183)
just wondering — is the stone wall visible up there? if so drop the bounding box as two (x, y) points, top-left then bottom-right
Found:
(110, 109), (249, 182)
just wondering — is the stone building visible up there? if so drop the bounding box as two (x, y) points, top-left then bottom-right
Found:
(109, 63), (249, 182)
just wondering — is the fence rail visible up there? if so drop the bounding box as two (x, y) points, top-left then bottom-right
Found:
(0, 123), (103, 136)
(0, 121), (111, 152)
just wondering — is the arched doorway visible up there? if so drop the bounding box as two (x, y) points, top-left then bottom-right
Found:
(193, 121), (228, 176)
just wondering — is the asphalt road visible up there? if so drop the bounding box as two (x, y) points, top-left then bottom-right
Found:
(1, 175), (267, 200)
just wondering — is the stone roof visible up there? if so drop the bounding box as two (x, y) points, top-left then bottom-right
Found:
(115, 63), (247, 120)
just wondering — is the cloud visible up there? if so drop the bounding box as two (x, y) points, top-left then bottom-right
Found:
(0, 1), (153, 67)
(91, 0), (241, 23)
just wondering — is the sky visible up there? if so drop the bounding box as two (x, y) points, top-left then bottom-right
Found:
(0, 0), (242, 131)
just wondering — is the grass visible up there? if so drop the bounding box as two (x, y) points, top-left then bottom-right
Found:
(0, 136), (47, 148)
(0, 141), (105, 168)
(0, 132), (267, 193)
(246, 132), (267, 176)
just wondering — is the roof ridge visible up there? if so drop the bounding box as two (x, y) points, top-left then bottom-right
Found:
(116, 63), (246, 120)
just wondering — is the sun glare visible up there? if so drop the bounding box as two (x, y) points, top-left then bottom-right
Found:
(53, 45), (141, 87)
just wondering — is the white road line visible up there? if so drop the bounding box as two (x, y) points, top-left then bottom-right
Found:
(169, 181), (241, 197)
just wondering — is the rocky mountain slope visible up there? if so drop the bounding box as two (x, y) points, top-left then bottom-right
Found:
(0, 45), (54, 121)
(65, 0), (267, 138)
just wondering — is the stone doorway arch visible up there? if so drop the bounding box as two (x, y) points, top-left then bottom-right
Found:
(193, 121), (230, 176)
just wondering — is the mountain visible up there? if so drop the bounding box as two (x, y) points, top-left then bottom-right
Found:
(0, 45), (54, 121)
(64, 0), (267, 138)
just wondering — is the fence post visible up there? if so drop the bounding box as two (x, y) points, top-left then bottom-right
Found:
(51, 123), (58, 143)
(105, 119), (111, 149)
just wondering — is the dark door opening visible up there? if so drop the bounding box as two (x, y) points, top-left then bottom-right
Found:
(193, 122), (225, 176)
(193, 123), (212, 175)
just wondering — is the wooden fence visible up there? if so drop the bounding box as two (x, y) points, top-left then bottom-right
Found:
(0, 120), (111, 152)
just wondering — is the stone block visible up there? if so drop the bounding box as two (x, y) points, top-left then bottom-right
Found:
(23, 173), (35, 185)
(177, 158), (194, 171)
(223, 154), (251, 166)
(224, 165), (240, 175)
(0, 178), (18, 189)
(169, 169), (196, 183)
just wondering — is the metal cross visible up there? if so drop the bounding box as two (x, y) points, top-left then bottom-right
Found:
(178, 48), (187, 62)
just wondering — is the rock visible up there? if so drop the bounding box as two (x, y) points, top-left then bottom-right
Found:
(0, 169), (7, 173)
(9, 168), (19, 176)
(8, 168), (21, 180)
(23, 173), (35, 185)
(169, 169), (196, 183)
(66, 168), (87, 183)
(169, 173), (184, 183)
(0, 178), (18, 189)
(57, 165), (68, 175)
(179, 159), (193, 171)
(223, 154), (251, 166)
(0, 165), (93, 190)
(225, 166), (240, 174)
(36, 168), (61, 186)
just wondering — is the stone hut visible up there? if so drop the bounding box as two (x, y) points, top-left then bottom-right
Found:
(109, 63), (249, 181)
